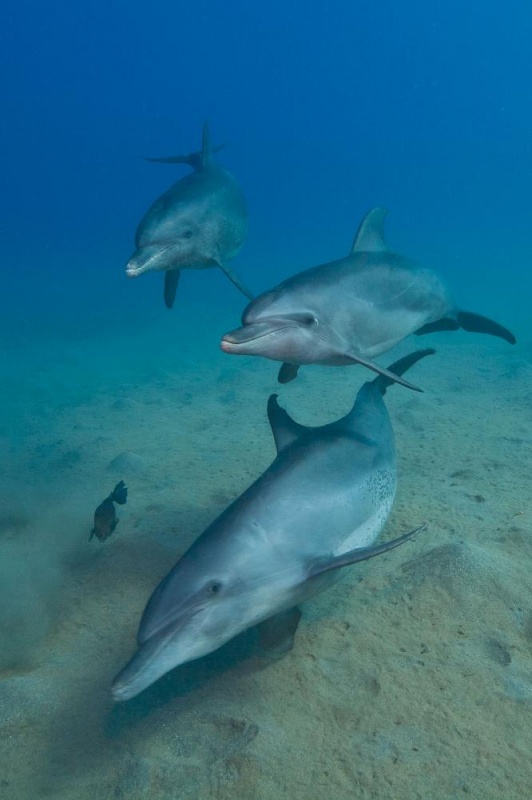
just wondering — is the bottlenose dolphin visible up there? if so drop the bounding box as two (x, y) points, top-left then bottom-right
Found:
(126, 122), (251, 309)
(112, 349), (432, 702)
(221, 207), (515, 389)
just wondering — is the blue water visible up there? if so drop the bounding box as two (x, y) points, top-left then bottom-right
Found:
(2, 0), (531, 337)
(1, 2), (531, 798)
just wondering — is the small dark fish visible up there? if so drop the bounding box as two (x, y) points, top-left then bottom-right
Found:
(90, 481), (128, 542)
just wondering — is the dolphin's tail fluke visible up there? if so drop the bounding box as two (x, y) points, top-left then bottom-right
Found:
(142, 121), (225, 170)
(415, 311), (516, 344)
(374, 349), (436, 396)
(456, 311), (516, 345)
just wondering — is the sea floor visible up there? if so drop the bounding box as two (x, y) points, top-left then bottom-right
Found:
(1, 304), (531, 800)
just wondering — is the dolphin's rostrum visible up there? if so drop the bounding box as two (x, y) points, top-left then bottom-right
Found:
(126, 122), (251, 309)
(221, 207), (515, 389)
(112, 349), (432, 702)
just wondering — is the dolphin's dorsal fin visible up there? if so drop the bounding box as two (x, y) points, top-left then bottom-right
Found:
(142, 121), (224, 170)
(267, 394), (308, 453)
(199, 120), (213, 167)
(350, 207), (389, 254)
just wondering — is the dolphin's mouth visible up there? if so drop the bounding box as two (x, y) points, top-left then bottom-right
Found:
(125, 263), (142, 278)
(125, 254), (154, 278)
(221, 319), (298, 352)
(125, 243), (176, 278)
(111, 607), (203, 702)
(112, 628), (171, 702)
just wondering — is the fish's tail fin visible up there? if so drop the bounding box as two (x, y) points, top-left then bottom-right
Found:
(110, 480), (128, 505)
(373, 349), (436, 396)
(457, 311), (516, 344)
(142, 121), (225, 170)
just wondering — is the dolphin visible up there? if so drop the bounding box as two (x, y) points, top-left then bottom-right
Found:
(221, 207), (515, 389)
(111, 349), (432, 702)
(126, 122), (251, 309)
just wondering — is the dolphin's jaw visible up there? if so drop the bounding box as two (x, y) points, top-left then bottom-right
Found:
(112, 645), (192, 702)
(125, 249), (175, 278)
(112, 670), (151, 702)
(220, 318), (305, 358)
(112, 624), (208, 702)
(111, 587), (295, 701)
(125, 253), (165, 278)
(220, 317), (341, 367)
(112, 642), (177, 702)
(125, 240), (199, 278)
(125, 262), (147, 278)
(220, 328), (296, 354)
(111, 605), (250, 702)
(112, 607), (206, 702)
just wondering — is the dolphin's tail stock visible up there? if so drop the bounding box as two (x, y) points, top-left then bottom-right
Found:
(110, 480), (128, 505)
(456, 311), (516, 345)
(373, 349), (436, 396)
(142, 121), (225, 170)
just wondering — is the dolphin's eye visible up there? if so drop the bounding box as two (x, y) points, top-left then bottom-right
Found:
(299, 313), (317, 326)
(207, 581), (223, 595)
(182, 230), (193, 239)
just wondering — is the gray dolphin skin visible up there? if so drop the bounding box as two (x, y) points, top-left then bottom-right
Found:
(221, 207), (516, 388)
(111, 349), (432, 702)
(126, 122), (251, 309)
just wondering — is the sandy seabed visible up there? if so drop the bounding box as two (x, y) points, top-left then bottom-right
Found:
(1, 307), (531, 800)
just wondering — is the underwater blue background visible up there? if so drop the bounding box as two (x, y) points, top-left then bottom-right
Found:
(1, 0), (531, 344)
(2, 4), (532, 798)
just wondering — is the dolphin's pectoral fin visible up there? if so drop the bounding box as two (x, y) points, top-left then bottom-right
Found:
(344, 351), (423, 392)
(414, 318), (460, 336)
(370, 349), (435, 397)
(308, 524), (427, 579)
(216, 262), (254, 300)
(267, 394), (309, 453)
(278, 363), (300, 383)
(164, 270), (181, 309)
(257, 607), (302, 656)
(456, 311), (516, 345)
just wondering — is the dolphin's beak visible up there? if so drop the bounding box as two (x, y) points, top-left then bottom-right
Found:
(112, 602), (203, 701)
(125, 244), (174, 278)
(112, 626), (177, 702)
(125, 250), (150, 278)
(221, 318), (298, 353)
